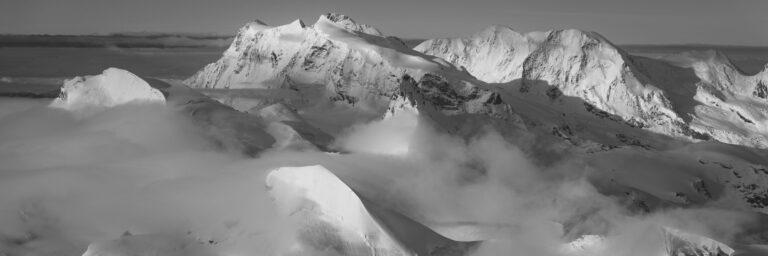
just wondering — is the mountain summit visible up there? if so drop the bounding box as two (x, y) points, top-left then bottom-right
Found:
(186, 13), (473, 111)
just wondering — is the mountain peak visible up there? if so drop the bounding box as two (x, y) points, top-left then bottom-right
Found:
(240, 19), (273, 33)
(316, 12), (383, 36)
(322, 12), (354, 23)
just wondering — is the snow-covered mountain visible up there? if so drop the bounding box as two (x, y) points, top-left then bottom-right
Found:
(188, 12), (768, 151)
(179, 13), (768, 255)
(186, 13), (471, 110)
(416, 27), (768, 149)
(185, 12), (768, 211)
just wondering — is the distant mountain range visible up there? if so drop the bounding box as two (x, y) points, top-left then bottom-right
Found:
(0, 33), (235, 48)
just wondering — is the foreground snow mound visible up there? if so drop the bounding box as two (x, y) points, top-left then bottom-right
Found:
(266, 165), (411, 255)
(51, 68), (165, 112)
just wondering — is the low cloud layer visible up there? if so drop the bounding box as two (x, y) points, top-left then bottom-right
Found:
(0, 98), (759, 255)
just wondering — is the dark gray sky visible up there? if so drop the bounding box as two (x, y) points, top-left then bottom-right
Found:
(2, 0), (767, 45)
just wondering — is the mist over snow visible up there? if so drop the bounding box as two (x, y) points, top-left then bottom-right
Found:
(0, 92), (759, 255)
(2, 10), (768, 256)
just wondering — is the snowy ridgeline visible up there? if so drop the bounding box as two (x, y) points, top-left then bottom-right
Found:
(3, 11), (768, 256)
(187, 12), (768, 150)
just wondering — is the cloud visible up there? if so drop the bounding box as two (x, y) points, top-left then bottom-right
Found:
(334, 107), (419, 156)
(0, 97), (758, 255)
(0, 99), (294, 254)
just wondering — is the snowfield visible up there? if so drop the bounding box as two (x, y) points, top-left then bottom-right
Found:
(0, 12), (767, 256)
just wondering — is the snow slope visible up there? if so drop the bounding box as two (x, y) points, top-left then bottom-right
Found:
(265, 165), (476, 256)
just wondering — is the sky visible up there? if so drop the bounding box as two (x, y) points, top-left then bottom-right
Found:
(2, 0), (768, 45)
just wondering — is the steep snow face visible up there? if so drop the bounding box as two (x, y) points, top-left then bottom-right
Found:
(186, 13), (464, 107)
(265, 165), (411, 255)
(51, 68), (165, 113)
(416, 27), (768, 148)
